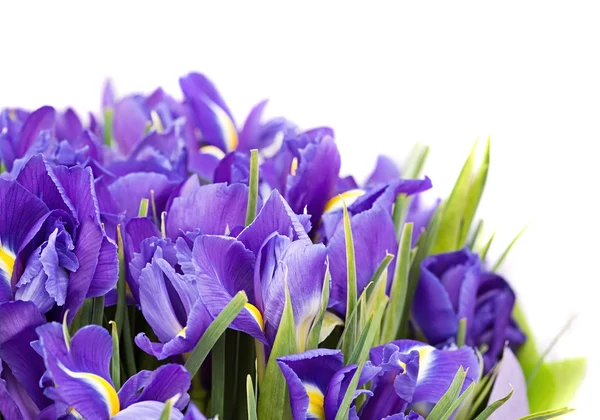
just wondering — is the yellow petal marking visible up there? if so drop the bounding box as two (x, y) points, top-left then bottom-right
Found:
(323, 189), (366, 214)
(304, 383), (325, 420)
(204, 99), (238, 152)
(177, 326), (188, 338)
(290, 157), (299, 176)
(59, 364), (120, 417)
(0, 240), (16, 280)
(245, 303), (265, 331)
(199, 144), (226, 159)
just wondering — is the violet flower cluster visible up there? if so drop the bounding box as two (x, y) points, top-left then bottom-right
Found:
(0, 72), (574, 420)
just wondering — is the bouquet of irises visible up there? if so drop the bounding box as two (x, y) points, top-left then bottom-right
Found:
(0, 73), (585, 420)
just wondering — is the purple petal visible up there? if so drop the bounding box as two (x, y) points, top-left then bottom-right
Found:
(87, 235), (118, 298)
(277, 349), (344, 420)
(0, 361), (39, 420)
(16, 106), (55, 157)
(0, 301), (48, 410)
(64, 220), (104, 321)
(113, 97), (149, 155)
(108, 172), (178, 221)
(259, 235), (327, 348)
(118, 364), (190, 411)
(286, 132), (341, 227)
(238, 99), (268, 152)
(328, 205), (397, 315)
(166, 182), (249, 238)
(192, 235), (265, 342)
(55, 108), (83, 142)
(50, 165), (100, 225)
(113, 401), (184, 420)
(366, 155), (401, 186)
(179, 72), (237, 152)
(238, 190), (310, 255)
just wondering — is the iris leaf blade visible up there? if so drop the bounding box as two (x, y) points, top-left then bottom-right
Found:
(185, 291), (248, 377)
(473, 388), (514, 420)
(334, 363), (364, 420)
(381, 222), (413, 343)
(257, 283), (296, 420)
(427, 366), (467, 420)
(245, 149), (259, 226)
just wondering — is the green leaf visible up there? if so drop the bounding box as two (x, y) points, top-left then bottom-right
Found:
(91, 296), (104, 326)
(527, 317), (576, 384)
(404, 143), (430, 179)
(307, 262), (332, 350)
(528, 358), (586, 414)
(456, 317), (467, 347)
(467, 363), (501, 418)
(159, 394), (180, 420)
(342, 200), (358, 363)
(392, 194), (410, 238)
(477, 232), (495, 261)
(347, 298), (388, 366)
(431, 141), (478, 254)
(427, 366), (468, 420)
(115, 225), (127, 338)
(317, 311), (344, 344)
(458, 137), (490, 246)
(257, 283), (296, 420)
(441, 381), (476, 420)
(246, 375), (258, 420)
(245, 149), (259, 226)
(492, 225), (528, 271)
(519, 408), (575, 419)
(138, 198), (149, 218)
(62, 311), (71, 351)
(381, 222), (413, 344)
(211, 334), (226, 418)
(109, 321), (120, 389)
(103, 108), (114, 146)
(185, 291), (248, 377)
(398, 204), (443, 337)
(122, 309), (137, 378)
(0, 161), (6, 174)
(473, 388), (514, 420)
(365, 253), (394, 306)
(467, 219), (484, 250)
(334, 364), (364, 420)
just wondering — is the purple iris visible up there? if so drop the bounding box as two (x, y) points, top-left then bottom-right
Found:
(132, 236), (212, 360)
(277, 348), (379, 420)
(34, 321), (191, 420)
(323, 157), (433, 316)
(361, 340), (478, 419)
(0, 301), (49, 418)
(412, 248), (526, 371)
(261, 127), (341, 229)
(277, 340), (478, 420)
(179, 72), (295, 182)
(0, 155), (117, 319)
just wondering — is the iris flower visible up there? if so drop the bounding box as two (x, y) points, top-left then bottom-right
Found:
(35, 322), (191, 419)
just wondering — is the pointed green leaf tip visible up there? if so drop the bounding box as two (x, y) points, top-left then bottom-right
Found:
(246, 375), (258, 420)
(473, 388), (514, 420)
(109, 321), (120, 389)
(184, 291), (248, 377)
(138, 198), (149, 218)
(257, 281), (296, 420)
(159, 394), (181, 420)
(427, 366), (469, 420)
(432, 137), (490, 254)
(341, 199), (358, 363)
(245, 149), (259, 226)
(103, 108), (114, 147)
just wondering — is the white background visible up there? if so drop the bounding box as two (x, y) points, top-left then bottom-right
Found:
(1, 2), (597, 417)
